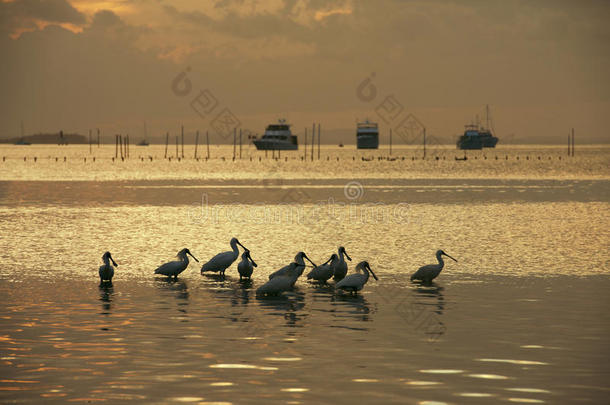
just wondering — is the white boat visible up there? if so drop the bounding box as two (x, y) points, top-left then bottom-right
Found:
(253, 119), (298, 150)
(357, 120), (379, 149)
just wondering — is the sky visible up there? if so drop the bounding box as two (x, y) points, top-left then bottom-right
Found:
(1, 0), (609, 144)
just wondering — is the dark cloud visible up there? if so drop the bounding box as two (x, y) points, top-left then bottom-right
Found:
(0, 0), (608, 141)
(0, 0), (86, 36)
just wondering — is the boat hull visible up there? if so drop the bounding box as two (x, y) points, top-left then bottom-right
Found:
(253, 140), (298, 150)
(457, 135), (498, 150)
(357, 135), (379, 149)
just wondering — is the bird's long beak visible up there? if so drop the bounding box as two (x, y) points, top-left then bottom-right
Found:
(367, 264), (378, 280)
(188, 252), (199, 262)
(237, 240), (247, 251)
(303, 254), (317, 268)
(344, 251), (352, 261)
(247, 251), (257, 267)
(443, 253), (457, 262)
(111, 258), (118, 267)
(322, 256), (333, 266)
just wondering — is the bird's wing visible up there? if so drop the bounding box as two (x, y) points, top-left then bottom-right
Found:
(336, 274), (362, 289)
(269, 264), (290, 279)
(201, 251), (232, 271)
(155, 261), (179, 275)
(411, 264), (434, 280)
(257, 277), (289, 294)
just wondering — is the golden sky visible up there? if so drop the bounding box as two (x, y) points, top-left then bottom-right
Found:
(1, 0), (609, 143)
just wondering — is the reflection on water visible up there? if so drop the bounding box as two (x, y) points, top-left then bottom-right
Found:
(0, 275), (609, 403)
(0, 144), (608, 403)
(98, 284), (114, 314)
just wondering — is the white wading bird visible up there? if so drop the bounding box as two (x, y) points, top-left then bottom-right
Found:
(336, 261), (378, 295)
(410, 250), (457, 283)
(154, 248), (199, 279)
(256, 262), (302, 296)
(201, 237), (248, 276)
(99, 251), (118, 284)
(332, 246), (352, 281)
(268, 252), (317, 280)
(237, 250), (257, 281)
(306, 254), (337, 283)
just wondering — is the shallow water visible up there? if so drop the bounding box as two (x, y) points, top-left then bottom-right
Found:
(0, 144), (609, 404)
(1, 276), (609, 404)
(1, 145), (608, 181)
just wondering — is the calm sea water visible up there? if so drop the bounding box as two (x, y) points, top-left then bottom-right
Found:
(1, 145), (609, 404)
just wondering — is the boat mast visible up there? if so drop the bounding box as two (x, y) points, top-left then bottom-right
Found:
(486, 105), (489, 130)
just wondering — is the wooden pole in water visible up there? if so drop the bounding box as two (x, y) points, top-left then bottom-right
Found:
(181, 125), (185, 158)
(206, 131), (210, 159)
(423, 127), (426, 159)
(311, 123), (315, 161)
(164, 132), (169, 158)
(194, 130), (199, 159)
(233, 128), (236, 160)
(316, 123), (319, 159)
(97, 128), (100, 147)
(89, 129), (92, 154)
(115, 135), (118, 158)
(126, 134), (129, 158)
(175, 136), (179, 158)
(567, 133), (570, 156)
(389, 128), (392, 156)
(304, 127), (307, 160)
(239, 128), (242, 159)
(571, 128), (575, 157)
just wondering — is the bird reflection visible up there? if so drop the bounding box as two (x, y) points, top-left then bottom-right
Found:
(154, 278), (190, 308)
(411, 282), (446, 342)
(229, 280), (252, 307)
(256, 290), (307, 328)
(331, 293), (374, 322)
(412, 282), (445, 315)
(98, 284), (114, 314)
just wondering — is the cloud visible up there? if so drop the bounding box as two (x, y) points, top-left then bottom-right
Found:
(0, 0), (608, 141)
(0, 0), (86, 37)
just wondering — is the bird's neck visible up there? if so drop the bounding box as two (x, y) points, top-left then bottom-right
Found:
(179, 253), (189, 264)
(338, 251), (345, 261)
(436, 253), (444, 266)
(103, 257), (111, 267)
(231, 241), (239, 255)
(295, 255), (305, 265)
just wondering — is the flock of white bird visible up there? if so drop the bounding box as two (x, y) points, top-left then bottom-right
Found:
(98, 237), (457, 296)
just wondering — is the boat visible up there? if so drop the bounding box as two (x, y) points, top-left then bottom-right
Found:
(253, 119), (298, 150)
(456, 105), (498, 150)
(357, 120), (379, 149)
